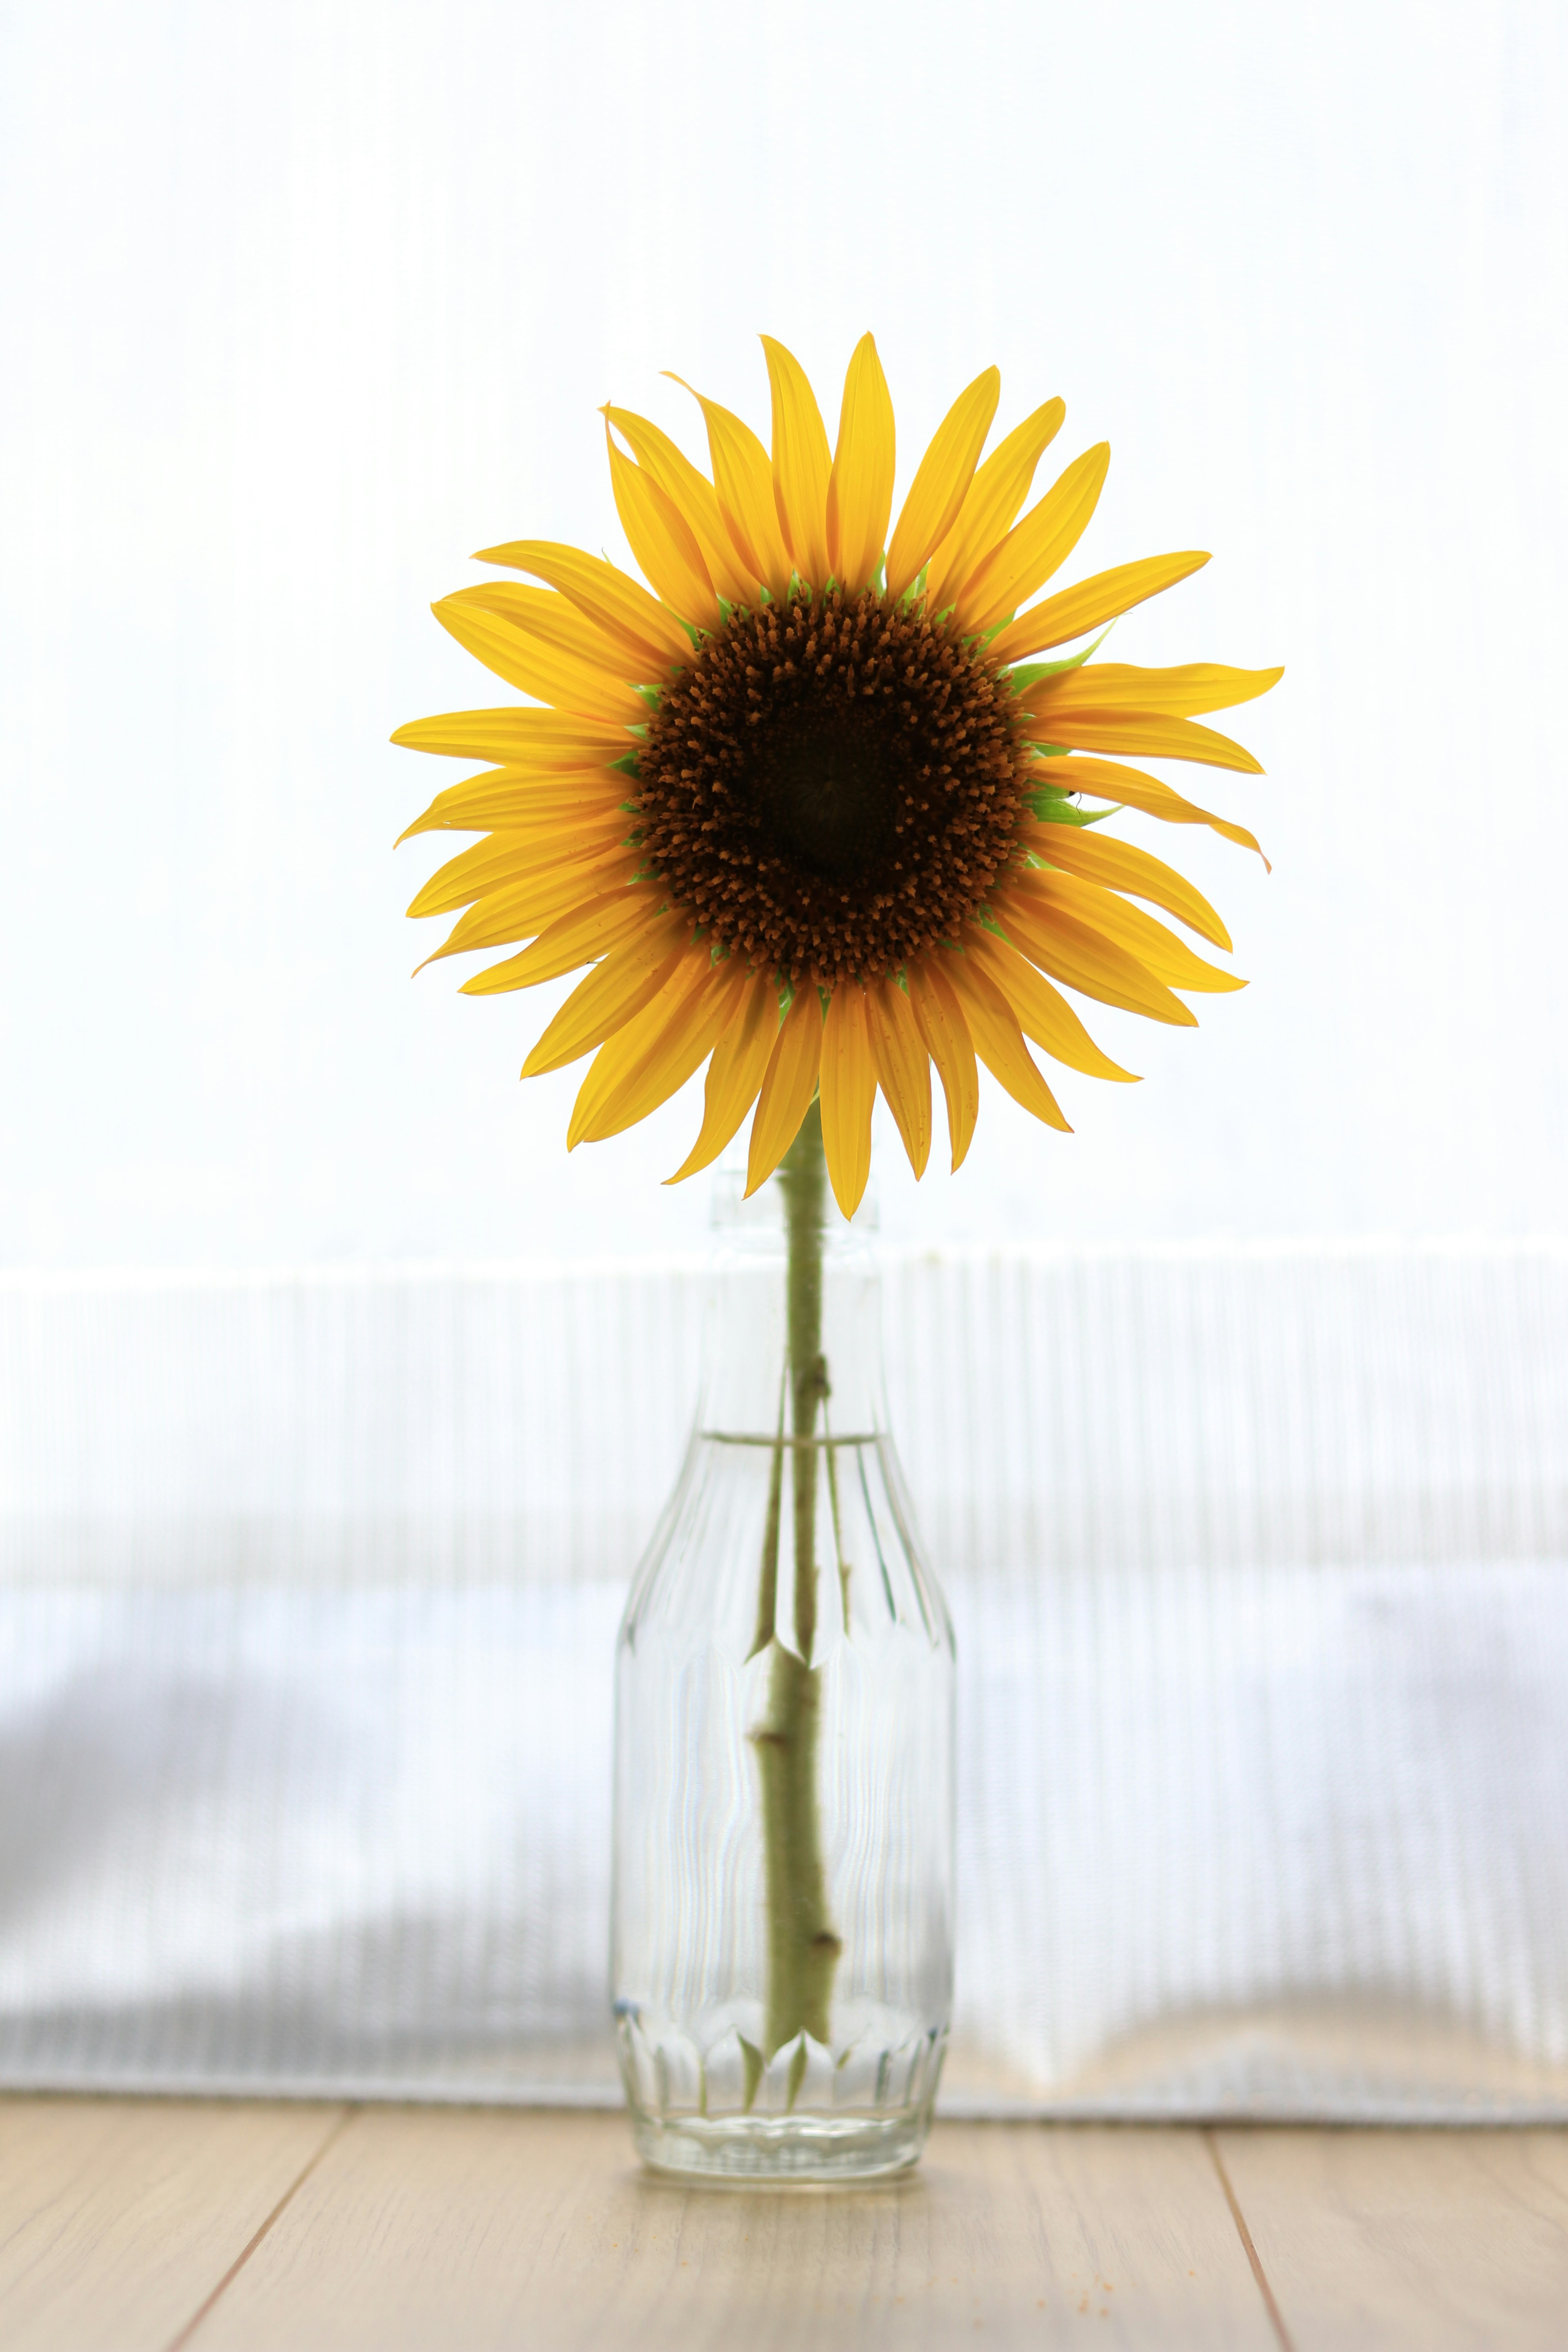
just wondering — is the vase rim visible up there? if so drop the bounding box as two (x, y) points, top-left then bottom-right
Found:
(709, 1165), (881, 1238)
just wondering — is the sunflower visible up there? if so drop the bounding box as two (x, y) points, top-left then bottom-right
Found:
(395, 335), (1280, 1217)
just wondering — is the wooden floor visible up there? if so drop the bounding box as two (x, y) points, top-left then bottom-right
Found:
(2, 2101), (1566, 2350)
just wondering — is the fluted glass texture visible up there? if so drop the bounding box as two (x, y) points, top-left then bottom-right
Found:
(611, 1174), (955, 2179)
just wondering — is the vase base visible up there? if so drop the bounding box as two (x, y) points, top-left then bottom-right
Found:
(628, 2105), (933, 2184)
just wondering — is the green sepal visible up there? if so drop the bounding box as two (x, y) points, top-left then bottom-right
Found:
(895, 563), (931, 613)
(610, 751), (640, 779)
(1004, 624), (1114, 697)
(1025, 792), (1121, 829)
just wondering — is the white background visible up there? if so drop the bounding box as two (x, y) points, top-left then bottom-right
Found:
(2, 0), (1564, 1268)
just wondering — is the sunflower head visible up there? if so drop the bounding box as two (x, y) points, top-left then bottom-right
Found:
(394, 334), (1280, 1217)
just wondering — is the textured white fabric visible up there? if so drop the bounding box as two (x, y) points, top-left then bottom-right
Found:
(3, 1242), (1565, 2118)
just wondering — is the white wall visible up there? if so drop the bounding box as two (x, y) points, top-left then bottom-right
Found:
(2, 0), (1564, 1267)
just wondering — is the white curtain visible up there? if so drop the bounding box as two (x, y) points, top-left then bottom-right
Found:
(2, 1245), (1565, 2118)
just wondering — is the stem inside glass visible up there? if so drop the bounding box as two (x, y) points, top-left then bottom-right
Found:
(751, 1101), (842, 2072)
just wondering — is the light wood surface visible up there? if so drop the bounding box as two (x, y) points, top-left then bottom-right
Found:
(1, 2099), (1565, 2352)
(194, 2109), (1272, 2352)
(1216, 2125), (1568, 2352)
(0, 2096), (348, 2352)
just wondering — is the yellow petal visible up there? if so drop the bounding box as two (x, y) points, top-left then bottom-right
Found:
(521, 913), (692, 1077)
(960, 927), (1138, 1083)
(407, 794), (628, 855)
(603, 428), (722, 632)
(864, 978), (932, 1178)
(746, 987), (824, 1194)
(1023, 819), (1232, 949)
(594, 962), (745, 1142)
(905, 958), (979, 1172)
(760, 335), (832, 589)
(407, 811), (633, 918)
(432, 595), (644, 724)
(818, 984), (876, 1218)
(990, 883), (1197, 1027)
(956, 443), (1110, 635)
(1028, 756), (1267, 864)
(569, 952), (737, 1145)
(487, 886), (669, 1002)
(1017, 871), (1244, 995)
(397, 766), (627, 844)
(569, 965), (697, 1148)
(390, 707), (630, 764)
(667, 376), (793, 601)
(942, 951), (1071, 1132)
(421, 800), (635, 898)
(412, 837), (634, 961)
(470, 540), (692, 674)
(1033, 660), (1285, 720)
(987, 552), (1211, 667)
(603, 404), (756, 608)
(666, 970), (782, 1183)
(1024, 709), (1265, 775)
(445, 582), (629, 675)
(421, 851), (639, 969)
(825, 333), (895, 593)
(441, 862), (644, 989)
(444, 870), (653, 982)
(884, 366), (1000, 601)
(923, 397), (1065, 616)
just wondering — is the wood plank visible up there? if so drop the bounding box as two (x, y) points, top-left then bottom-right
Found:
(1215, 2127), (1568, 2352)
(193, 2108), (1274, 2352)
(0, 2094), (348, 2352)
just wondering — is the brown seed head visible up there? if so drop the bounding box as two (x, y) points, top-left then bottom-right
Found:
(635, 587), (1033, 985)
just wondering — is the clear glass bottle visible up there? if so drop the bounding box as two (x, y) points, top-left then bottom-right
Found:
(611, 1111), (956, 2180)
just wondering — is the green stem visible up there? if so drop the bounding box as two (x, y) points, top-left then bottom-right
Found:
(784, 1105), (829, 1662)
(747, 1369), (786, 1663)
(753, 1102), (841, 2061)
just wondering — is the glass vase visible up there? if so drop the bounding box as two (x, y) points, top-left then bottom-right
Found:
(610, 1107), (956, 2180)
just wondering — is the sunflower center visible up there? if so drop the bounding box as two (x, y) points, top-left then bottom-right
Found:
(762, 709), (897, 880)
(635, 587), (1032, 985)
